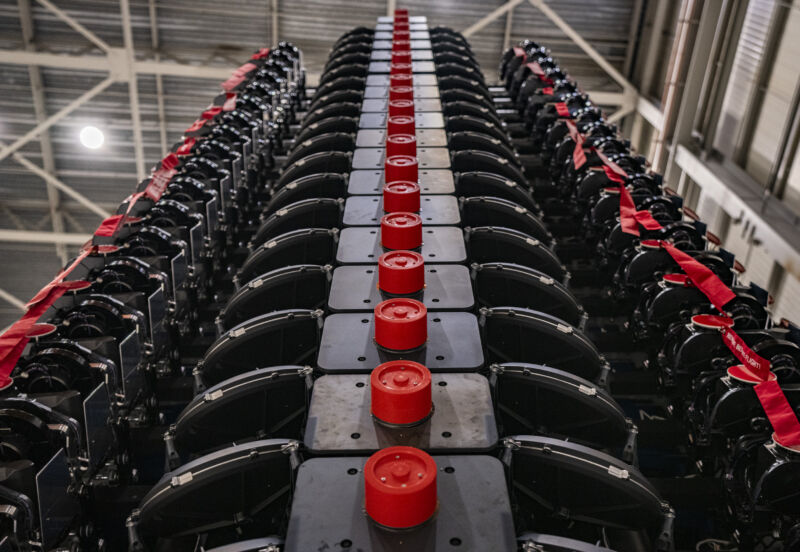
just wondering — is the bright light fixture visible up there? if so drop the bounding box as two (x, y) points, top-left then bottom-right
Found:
(79, 125), (104, 149)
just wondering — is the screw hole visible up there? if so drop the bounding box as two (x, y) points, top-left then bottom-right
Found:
(370, 230), (377, 234)
(433, 317), (441, 322)
(442, 431), (452, 438)
(341, 539), (353, 548)
(436, 355), (444, 360)
(366, 269), (373, 273)
(438, 381), (447, 386)
(347, 468), (358, 475)
(426, 230), (434, 234)
(356, 382), (365, 388)
(430, 269), (437, 273)
(361, 319), (369, 323)
(351, 433), (360, 439)
(444, 466), (455, 473)
(429, 253), (436, 257)
(358, 356), (366, 361)
(449, 538), (461, 546)
(368, 254), (375, 258)
(363, 299), (371, 303)
(432, 298), (439, 302)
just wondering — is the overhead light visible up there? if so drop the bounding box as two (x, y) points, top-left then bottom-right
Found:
(79, 126), (104, 149)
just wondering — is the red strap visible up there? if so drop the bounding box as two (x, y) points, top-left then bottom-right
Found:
(661, 243), (737, 312)
(94, 215), (125, 237)
(554, 102), (570, 117)
(604, 166), (625, 184)
(0, 246), (95, 377)
(176, 137), (196, 156)
(221, 73), (246, 92)
(634, 210), (663, 231)
(222, 93), (237, 112)
(720, 327), (771, 380)
(618, 184), (640, 236)
(512, 46), (526, 61)
(542, 86), (554, 95)
(526, 61), (544, 76)
(202, 106), (222, 120)
(145, 156), (178, 202)
(251, 48), (270, 60)
(755, 380), (800, 447)
(185, 118), (208, 135)
(234, 62), (258, 76)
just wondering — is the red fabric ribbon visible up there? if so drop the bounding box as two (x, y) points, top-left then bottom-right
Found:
(661, 243), (736, 312)
(721, 327), (771, 380)
(542, 86), (554, 95)
(554, 102), (570, 117)
(176, 137), (196, 156)
(755, 380), (800, 447)
(512, 46), (526, 61)
(222, 93), (237, 112)
(0, 247), (95, 378)
(250, 48), (271, 60)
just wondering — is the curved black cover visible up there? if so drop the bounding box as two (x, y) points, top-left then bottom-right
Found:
(220, 265), (329, 329)
(251, 197), (343, 246)
(460, 196), (550, 243)
(200, 309), (321, 386)
(473, 263), (582, 326)
(465, 226), (566, 282)
(238, 228), (338, 285)
(174, 366), (310, 455)
(482, 307), (603, 381)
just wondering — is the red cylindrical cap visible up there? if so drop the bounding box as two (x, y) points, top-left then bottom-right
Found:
(389, 86), (414, 101)
(381, 211), (422, 250)
(390, 63), (413, 75)
(388, 99), (414, 118)
(385, 154), (418, 184)
(390, 73), (413, 87)
(392, 40), (412, 53)
(691, 314), (734, 330)
(394, 8), (409, 15)
(392, 52), (412, 66)
(386, 133), (416, 158)
(662, 273), (691, 286)
(374, 298), (427, 350)
(378, 250), (425, 294)
(383, 181), (420, 213)
(371, 360), (432, 425)
(365, 446), (437, 529)
(727, 364), (777, 385)
(393, 30), (411, 41)
(393, 22), (410, 32)
(387, 114), (415, 136)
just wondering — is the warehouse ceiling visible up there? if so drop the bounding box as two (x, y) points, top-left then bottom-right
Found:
(0, 0), (638, 327)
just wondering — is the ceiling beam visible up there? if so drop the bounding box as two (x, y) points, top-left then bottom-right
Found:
(36, 0), (111, 52)
(0, 288), (26, 312)
(120, 0), (146, 180)
(0, 229), (91, 245)
(2, 142), (112, 219)
(0, 76), (115, 163)
(0, 50), (234, 79)
(462, 0), (525, 38)
(18, 0), (68, 265)
(502, 4), (514, 52)
(148, 0), (168, 154)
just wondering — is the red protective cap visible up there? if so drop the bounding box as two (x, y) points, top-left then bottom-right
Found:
(394, 8), (409, 15)
(387, 114), (415, 136)
(371, 360), (432, 425)
(392, 51), (412, 64)
(393, 22), (410, 32)
(381, 211), (422, 250)
(390, 73), (414, 87)
(392, 40), (412, 53)
(389, 99), (414, 118)
(365, 446), (436, 529)
(386, 133), (416, 158)
(390, 62), (413, 75)
(379, 250), (425, 294)
(385, 154), (418, 184)
(691, 314), (734, 330)
(389, 86), (414, 101)
(393, 30), (411, 41)
(26, 322), (58, 339)
(727, 364), (777, 385)
(662, 273), (691, 286)
(384, 181), (420, 213)
(374, 298), (427, 350)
